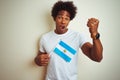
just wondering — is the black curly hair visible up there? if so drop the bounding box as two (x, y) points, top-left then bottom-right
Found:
(51, 1), (77, 20)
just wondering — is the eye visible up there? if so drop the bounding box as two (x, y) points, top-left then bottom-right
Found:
(57, 15), (62, 19)
(65, 17), (70, 21)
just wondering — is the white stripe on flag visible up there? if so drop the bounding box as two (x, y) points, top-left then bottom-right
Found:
(56, 44), (73, 59)
(53, 40), (76, 62)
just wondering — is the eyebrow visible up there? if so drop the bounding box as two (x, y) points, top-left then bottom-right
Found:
(57, 14), (70, 18)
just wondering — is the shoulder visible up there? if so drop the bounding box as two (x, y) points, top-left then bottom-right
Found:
(41, 31), (54, 39)
(39, 31), (54, 45)
(43, 31), (53, 36)
(69, 29), (85, 37)
(69, 29), (90, 47)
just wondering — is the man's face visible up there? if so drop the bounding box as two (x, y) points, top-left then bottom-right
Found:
(55, 10), (70, 34)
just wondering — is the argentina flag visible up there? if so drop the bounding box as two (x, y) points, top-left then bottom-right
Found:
(53, 40), (77, 62)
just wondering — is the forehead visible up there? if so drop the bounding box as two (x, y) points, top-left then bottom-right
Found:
(57, 10), (70, 17)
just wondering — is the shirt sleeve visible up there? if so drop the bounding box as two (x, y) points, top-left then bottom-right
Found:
(79, 33), (89, 48)
(39, 36), (46, 53)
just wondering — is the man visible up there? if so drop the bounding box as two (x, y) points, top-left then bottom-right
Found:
(35, 1), (103, 80)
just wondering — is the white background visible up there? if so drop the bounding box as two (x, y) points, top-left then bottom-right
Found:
(0, 0), (120, 80)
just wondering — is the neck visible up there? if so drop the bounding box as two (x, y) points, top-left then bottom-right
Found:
(55, 28), (68, 34)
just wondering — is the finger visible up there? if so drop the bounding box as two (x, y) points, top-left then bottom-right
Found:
(40, 60), (49, 66)
(41, 57), (49, 62)
(40, 60), (49, 64)
(88, 21), (99, 28)
(40, 54), (49, 61)
(88, 18), (99, 22)
(43, 54), (49, 58)
(43, 60), (49, 64)
(89, 28), (94, 33)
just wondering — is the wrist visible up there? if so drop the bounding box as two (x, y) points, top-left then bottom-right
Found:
(91, 33), (100, 40)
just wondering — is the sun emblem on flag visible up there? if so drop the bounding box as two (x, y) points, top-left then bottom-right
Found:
(63, 49), (67, 53)
(53, 40), (77, 62)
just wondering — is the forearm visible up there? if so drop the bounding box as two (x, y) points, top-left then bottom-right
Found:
(91, 39), (103, 62)
(86, 18), (103, 62)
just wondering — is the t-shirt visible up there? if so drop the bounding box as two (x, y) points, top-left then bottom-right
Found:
(39, 29), (88, 80)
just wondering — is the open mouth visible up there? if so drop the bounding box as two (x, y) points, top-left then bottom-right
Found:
(62, 26), (65, 29)
(60, 26), (66, 29)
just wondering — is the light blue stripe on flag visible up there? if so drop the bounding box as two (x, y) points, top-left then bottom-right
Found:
(59, 41), (76, 55)
(54, 48), (71, 62)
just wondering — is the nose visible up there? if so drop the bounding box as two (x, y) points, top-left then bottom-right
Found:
(61, 19), (66, 24)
